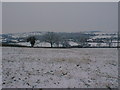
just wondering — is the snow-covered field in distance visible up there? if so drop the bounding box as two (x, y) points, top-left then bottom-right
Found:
(2, 47), (118, 88)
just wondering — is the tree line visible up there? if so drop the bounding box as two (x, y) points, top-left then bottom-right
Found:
(26, 32), (118, 48)
(26, 32), (90, 47)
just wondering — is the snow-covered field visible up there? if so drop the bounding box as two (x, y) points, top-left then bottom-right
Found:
(2, 47), (118, 88)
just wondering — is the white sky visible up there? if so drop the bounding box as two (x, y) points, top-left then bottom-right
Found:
(2, 2), (118, 34)
(1, 0), (119, 34)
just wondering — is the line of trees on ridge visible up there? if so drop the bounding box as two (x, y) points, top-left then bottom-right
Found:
(26, 32), (90, 47)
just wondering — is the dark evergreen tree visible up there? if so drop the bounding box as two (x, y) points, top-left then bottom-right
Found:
(27, 36), (36, 47)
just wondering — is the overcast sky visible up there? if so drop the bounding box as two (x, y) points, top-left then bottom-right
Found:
(2, 2), (118, 34)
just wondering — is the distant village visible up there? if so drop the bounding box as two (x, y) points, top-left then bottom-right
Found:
(0, 31), (119, 48)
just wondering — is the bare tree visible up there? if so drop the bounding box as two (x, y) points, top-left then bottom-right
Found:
(43, 32), (60, 47)
(27, 36), (36, 47)
(96, 38), (102, 47)
(61, 38), (71, 47)
(75, 36), (88, 47)
(54, 34), (62, 47)
(105, 37), (113, 47)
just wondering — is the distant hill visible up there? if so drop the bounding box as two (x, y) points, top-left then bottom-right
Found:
(0, 31), (118, 48)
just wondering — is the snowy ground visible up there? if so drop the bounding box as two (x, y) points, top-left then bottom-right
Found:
(2, 47), (118, 88)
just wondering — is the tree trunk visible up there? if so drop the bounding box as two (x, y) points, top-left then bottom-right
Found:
(50, 43), (53, 47)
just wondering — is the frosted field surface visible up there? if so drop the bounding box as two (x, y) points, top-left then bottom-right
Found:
(2, 47), (118, 88)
